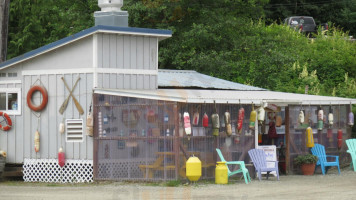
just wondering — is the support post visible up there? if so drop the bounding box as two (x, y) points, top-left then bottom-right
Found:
(0, 0), (9, 62)
(285, 106), (290, 175)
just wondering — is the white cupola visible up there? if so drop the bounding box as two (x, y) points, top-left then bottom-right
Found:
(95, 0), (128, 27)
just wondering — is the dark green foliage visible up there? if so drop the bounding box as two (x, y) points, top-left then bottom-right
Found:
(294, 154), (318, 165)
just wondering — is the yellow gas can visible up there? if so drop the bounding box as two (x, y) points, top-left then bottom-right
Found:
(215, 161), (228, 184)
(186, 156), (202, 181)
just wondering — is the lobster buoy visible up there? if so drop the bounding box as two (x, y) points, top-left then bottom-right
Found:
(202, 113), (209, 128)
(58, 147), (65, 167)
(257, 107), (265, 124)
(192, 112), (199, 126)
(328, 112), (334, 127)
(34, 131), (40, 152)
(318, 108), (324, 121)
(59, 122), (65, 134)
(298, 110), (304, 124)
(276, 115), (282, 127)
(0, 150), (6, 158)
(86, 105), (94, 137)
(184, 112), (192, 136)
(224, 111), (232, 136)
(249, 107), (256, 130)
(211, 113), (220, 136)
(237, 108), (244, 134)
(27, 85), (48, 112)
(349, 112), (354, 127)
(0, 112), (12, 131)
(337, 129), (343, 149)
(306, 127), (314, 148)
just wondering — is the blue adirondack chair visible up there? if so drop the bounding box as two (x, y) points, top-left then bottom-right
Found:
(346, 139), (356, 171)
(248, 149), (280, 181)
(311, 144), (341, 175)
(216, 148), (251, 184)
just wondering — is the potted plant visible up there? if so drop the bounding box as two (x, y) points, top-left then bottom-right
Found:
(294, 154), (318, 175)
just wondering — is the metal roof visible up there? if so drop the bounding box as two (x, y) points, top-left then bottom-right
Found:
(0, 25), (172, 70)
(94, 88), (356, 105)
(158, 70), (265, 91)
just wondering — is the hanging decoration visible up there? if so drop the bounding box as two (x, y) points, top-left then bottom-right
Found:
(237, 107), (244, 134)
(317, 106), (324, 131)
(86, 103), (93, 137)
(275, 115), (282, 127)
(184, 112), (192, 136)
(192, 111), (199, 126)
(34, 130), (40, 153)
(203, 113), (209, 128)
(59, 119), (65, 134)
(59, 77), (84, 115)
(0, 112), (12, 131)
(348, 103), (354, 127)
(27, 85), (48, 112)
(58, 147), (65, 167)
(298, 104), (304, 125)
(224, 109), (232, 136)
(306, 127), (315, 148)
(249, 104), (256, 130)
(257, 106), (265, 125)
(0, 150), (6, 157)
(212, 101), (220, 136)
(337, 104), (343, 149)
(328, 105), (334, 128)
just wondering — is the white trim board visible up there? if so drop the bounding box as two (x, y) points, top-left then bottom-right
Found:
(0, 80), (22, 84)
(22, 68), (157, 76)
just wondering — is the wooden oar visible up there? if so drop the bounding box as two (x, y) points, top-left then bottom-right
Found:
(59, 77), (83, 115)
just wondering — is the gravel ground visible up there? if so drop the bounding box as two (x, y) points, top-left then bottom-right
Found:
(0, 167), (355, 200)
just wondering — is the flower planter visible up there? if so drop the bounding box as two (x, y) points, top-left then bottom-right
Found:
(301, 163), (316, 175)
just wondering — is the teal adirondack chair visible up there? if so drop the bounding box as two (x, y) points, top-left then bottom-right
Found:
(311, 144), (341, 175)
(346, 139), (356, 171)
(216, 148), (251, 184)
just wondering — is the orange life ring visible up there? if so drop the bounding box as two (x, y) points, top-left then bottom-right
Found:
(27, 85), (48, 112)
(0, 112), (12, 131)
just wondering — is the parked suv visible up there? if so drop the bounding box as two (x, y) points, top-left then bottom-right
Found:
(284, 16), (318, 35)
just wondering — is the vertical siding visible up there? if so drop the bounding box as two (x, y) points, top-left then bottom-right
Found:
(1, 73), (95, 164)
(95, 33), (159, 90)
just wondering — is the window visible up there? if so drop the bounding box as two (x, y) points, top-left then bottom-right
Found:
(0, 88), (21, 115)
(66, 119), (84, 142)
(7, 73), (17, 77)
(0, 73), (5, 77)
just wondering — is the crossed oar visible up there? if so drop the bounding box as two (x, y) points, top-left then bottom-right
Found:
(59, 77), (84, 115)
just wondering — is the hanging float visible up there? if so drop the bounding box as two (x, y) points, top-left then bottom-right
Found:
(249, 104), (256, 130)
(202, 113), (209, 128)
(328, 105), (334, 128)
(0, 112), (12, 131)
(237, 107), (244, 134)
(306, 127), (315, 148)
(27, 85), (48, 112)
(184, 112), (191, 136)
(58, 147), (65, 167)
(224, 110), (232, 136)
(317, 106), (324, 130)
(34, 131), (40, 152)
(348, 103), (354, 127)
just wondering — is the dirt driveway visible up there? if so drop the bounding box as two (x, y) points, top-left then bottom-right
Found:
(0, 167), (355, 200)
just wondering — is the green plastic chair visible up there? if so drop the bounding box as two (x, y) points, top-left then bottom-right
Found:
(346, 139), (356, 171)
(216, 148), (251, 184)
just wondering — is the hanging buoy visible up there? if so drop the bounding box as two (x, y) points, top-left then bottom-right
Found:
(275, 115), (282, 127)
(86, 105), (94, 137)
(211, 113), (220, 136)
(0, 112), (12, 131)
(298, 110), (304, 124)
(328, 106), (334, 127)
(349, 112), (354, 127)
(59, 122), (65, 134)
(0, 150), (6, 158)
(58, 147), (65, 167)
(184, 112), (192, 136)
(202, 113), (209, 128)
(257, 107), (265, 124)
(27, 85), (48, 112)
(224, 111), (232, 136)
(192, 112), (199, 126)
(249, 106), (256, 130)
(337, 129), (343, 149)
(318, 108), (324, 130)
(306, 127), (314, 148)
(34, 131), (40, 152)
(237, 108), (244, 134)
(327, 128), (333, 140)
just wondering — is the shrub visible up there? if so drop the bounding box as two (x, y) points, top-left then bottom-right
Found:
(294, 154), (318, 165)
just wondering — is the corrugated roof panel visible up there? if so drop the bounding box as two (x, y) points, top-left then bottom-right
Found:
(94, 88), (356, 105)
(158, 70), (265, 91)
